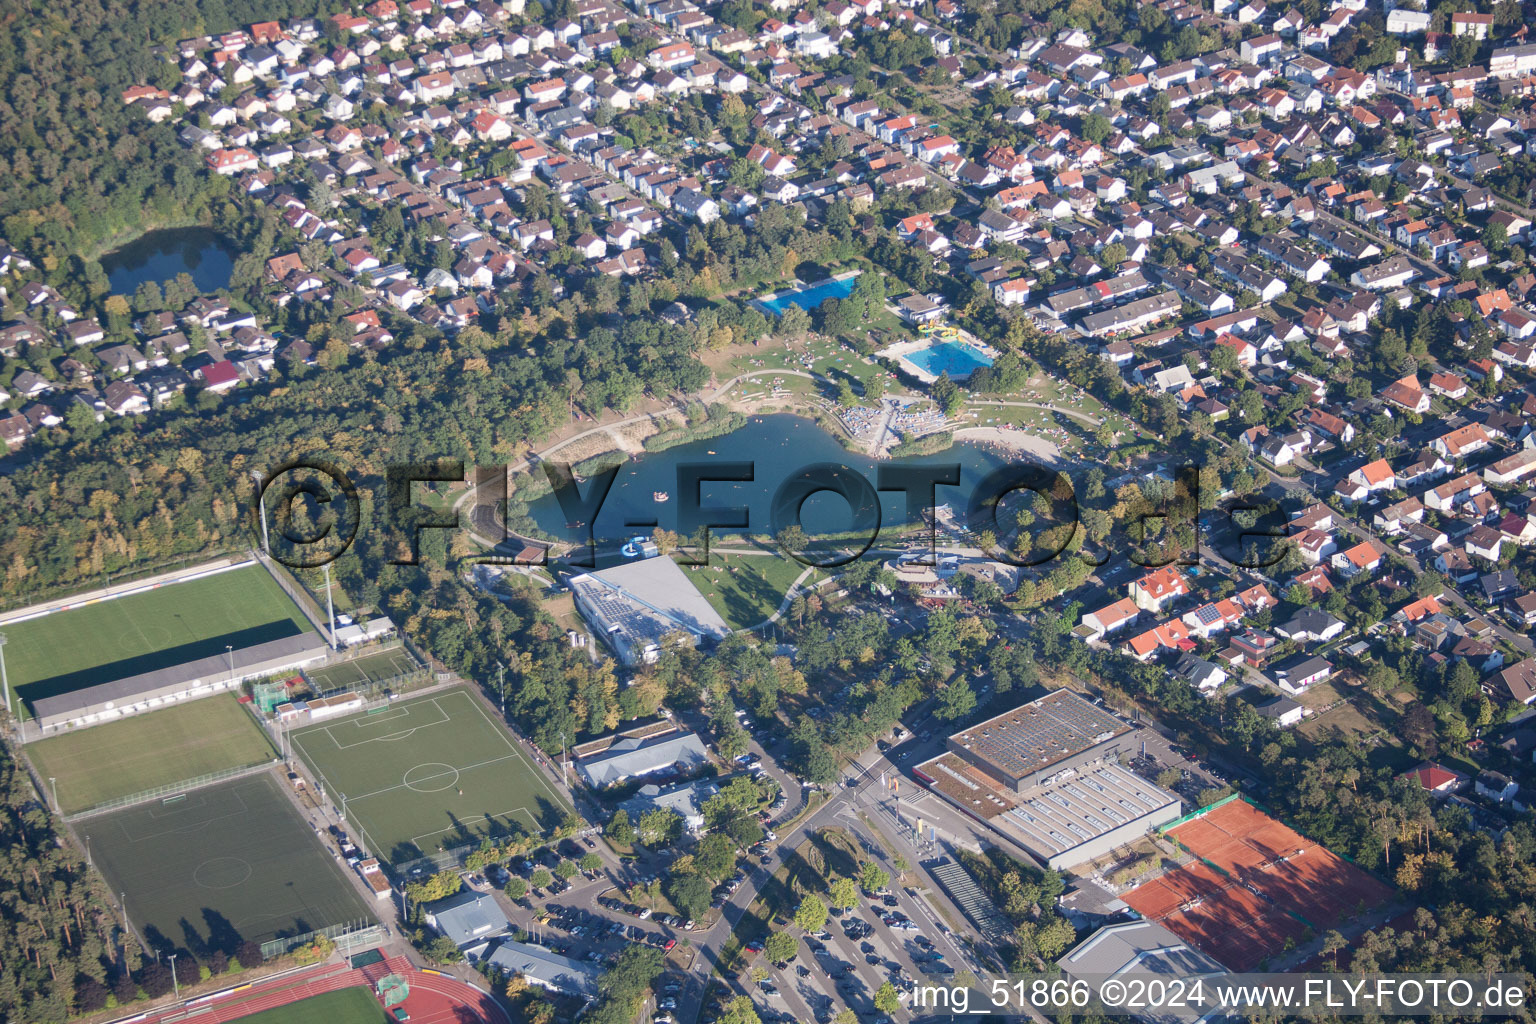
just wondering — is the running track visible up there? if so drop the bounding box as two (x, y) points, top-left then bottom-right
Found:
(134, 954), (511, 1024)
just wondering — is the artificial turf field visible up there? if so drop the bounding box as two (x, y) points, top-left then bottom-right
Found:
(290, 688), (571, 864)
(307, 648), (419, 693)
(4, 564), (315, 715)
(26, 696), (277, 815)
(229, 988), (387, 1024)
(89, 772), (372, 950)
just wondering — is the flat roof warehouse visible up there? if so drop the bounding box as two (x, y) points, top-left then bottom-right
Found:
(917, 690), (1180, 869)
(950, 690), (1131, 784)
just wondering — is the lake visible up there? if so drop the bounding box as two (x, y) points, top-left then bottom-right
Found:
(101, 228), (234, 296)
(525, 414), (1034, 556)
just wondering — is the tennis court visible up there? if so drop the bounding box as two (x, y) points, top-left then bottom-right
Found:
(1127, 799), (1395, 969)
(89, 772), (373, 951)
(307, 648), (420, 694)
(1168, 798), (1394, 930)
(26, 696), (276, 815)
(1123, 861), (1310, 971)
(3, 565), (315, 715)
(290, 688), (571, 865)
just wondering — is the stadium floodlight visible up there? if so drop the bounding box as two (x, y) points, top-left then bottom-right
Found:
(251, 470), (270, 555)
(0, 632), (10, 720)
(168, 954), (179, 1000)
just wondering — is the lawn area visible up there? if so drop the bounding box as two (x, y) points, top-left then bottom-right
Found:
(680, 552), (815, 630)
(4, 564), (315, 715)
(722, 335), (897, 394)
(26, 696), (277, 815)
(961, 404), (1066, 437)
(228, 986), (387, 1024)
(1296, 680), (1409, 762)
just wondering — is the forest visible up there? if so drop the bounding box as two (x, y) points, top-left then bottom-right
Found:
(0, 743), (275, 1022)
(0, 0), (340, 262)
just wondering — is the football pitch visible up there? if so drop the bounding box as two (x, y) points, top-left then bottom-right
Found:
(89, 772), (373, 950)
(307, 648), (419, 694)
(27, 696), (278, 815)
(227, 988), (387, 1024)
(291, 688), (571, 865)
(3, 564), (315, 715)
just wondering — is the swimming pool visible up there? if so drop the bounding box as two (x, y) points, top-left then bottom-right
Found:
(759, 275), (859, 315)
(902, 339), (994, 379)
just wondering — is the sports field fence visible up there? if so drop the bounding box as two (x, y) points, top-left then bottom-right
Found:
(387, 826), (542, 877)
(255, 552), (337, 647)
(301, 645), (435, 702)
(61, 758), (282, 821)
(0, 550), (242, 617)
(259, 920), (385, 960)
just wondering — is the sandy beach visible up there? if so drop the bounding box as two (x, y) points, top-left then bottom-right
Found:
(953, 426), (1062, 462)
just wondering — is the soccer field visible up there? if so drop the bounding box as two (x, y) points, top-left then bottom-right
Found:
(3, 564), (315, 714)
(228, 988), (387, 1024)
(307, 648), (420, 694)
(291, 688), (572, 865)
(89, 772), (373, 950)
(26, 697), (278, 816)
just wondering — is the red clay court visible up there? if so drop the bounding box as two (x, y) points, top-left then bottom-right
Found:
(1123, 799), (1394, 971)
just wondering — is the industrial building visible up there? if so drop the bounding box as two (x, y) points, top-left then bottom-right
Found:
(568, 556), (731, 665)
(916, 690), (1180, 869)
(944, 689), (1136, 792)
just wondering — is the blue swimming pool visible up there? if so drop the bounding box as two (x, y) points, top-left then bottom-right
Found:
(903, 339), (993, 378)
(760, 275), (859, 315)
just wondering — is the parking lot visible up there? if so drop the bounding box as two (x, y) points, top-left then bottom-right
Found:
(736, 871), (974, 1024)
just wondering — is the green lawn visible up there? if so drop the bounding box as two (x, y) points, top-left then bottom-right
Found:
(26, 696), (277, 815)
(682, 553), (814, 630)
(4, 564), (315, 715)
(228, 988), (387, 1024)
(291, 688), (572, 865)
(725, 334), (898, 394)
